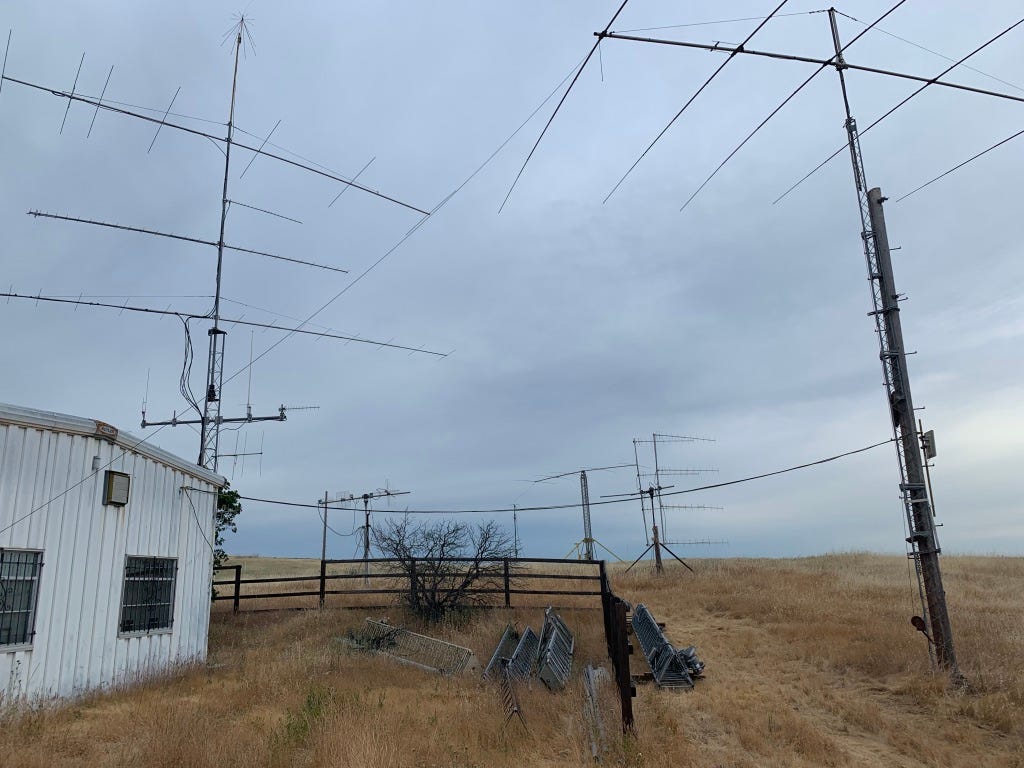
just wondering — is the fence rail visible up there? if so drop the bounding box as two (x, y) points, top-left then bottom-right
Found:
(213, 557), (604, 612)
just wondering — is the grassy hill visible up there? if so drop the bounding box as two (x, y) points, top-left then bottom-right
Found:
(2, 554), (1022, 767)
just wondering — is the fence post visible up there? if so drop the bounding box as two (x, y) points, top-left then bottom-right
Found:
(599, 560), (612, 655)
(410, 558), (417, 608)
(503, 557), (511, 608)
(232, 565), (241, 614)
(614, 598), (635, 732)
(319, 558), (327, 610)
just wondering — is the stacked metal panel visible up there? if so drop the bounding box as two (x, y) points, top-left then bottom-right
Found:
(631, 603), (704, 689)
(363, 619), (476, 675)
(483, 624), (520, 680)
(506, 626), (540, 680)
(537, 607), (575, 691)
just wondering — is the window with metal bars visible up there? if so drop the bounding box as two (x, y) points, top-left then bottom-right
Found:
(119, 556), (177, 634)
(0, 549), (43, 648)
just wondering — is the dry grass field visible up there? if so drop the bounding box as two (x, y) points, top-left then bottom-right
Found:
(1, 553), (1022, 767)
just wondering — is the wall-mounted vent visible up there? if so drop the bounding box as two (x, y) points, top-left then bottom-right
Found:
(103, 470), (131, 506)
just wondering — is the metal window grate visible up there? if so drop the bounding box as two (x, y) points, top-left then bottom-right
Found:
(120, 556), (177, 633)
(0, 549), (43, 647)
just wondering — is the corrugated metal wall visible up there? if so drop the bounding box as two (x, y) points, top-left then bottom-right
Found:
(0, 420), (218, 702)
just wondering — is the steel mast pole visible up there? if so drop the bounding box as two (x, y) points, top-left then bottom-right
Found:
(580, 470), (594, 560)
(652, 433), (667, 536)
(199, 30), (242, 471)
(513, 504), (520, 558)
(362, 493), (371, 586)
(827, 9), (959, 674)
(648, 488), (664, 574)
(320, 490), (329, 563)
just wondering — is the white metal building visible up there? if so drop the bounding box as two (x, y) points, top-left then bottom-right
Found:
(0, 403), (224, 703)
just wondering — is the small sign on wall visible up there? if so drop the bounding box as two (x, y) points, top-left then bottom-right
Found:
(103, 471), (131, 506)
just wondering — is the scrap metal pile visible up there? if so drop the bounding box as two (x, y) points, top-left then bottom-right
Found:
(483, 607), (582, 729)
(631, 603), (705, 689)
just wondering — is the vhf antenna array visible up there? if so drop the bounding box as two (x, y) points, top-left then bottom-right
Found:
(331, 486), (411, 586)
(633, 434), (719, 546)
(0, 17), (442, 472)
(502, 1), (1019, 675)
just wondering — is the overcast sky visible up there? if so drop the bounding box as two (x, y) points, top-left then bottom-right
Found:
(1, 1), (1021, 561)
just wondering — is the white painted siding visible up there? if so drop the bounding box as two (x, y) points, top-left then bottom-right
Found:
(0, 404), (223, 702)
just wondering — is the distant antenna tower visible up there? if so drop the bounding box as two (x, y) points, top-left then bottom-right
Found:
(636, 434), (720, 549)
(336, 486), (411, 585)
(603, 433), (721, 574)
(512, 504), (521, 558)
(534, 463), (633, 561)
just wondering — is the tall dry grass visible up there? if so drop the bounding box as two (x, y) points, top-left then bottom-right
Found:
(613, 553), (1024, 767)
(1, 554), (1021, 767)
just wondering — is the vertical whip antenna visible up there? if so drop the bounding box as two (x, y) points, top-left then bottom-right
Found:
(198, 25), (243, 470)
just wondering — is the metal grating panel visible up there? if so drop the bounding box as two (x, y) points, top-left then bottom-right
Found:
(499, 659), (527, 729)
(363, 619), (476, 675)
(537, 607), (574, 691)
(506, 626), (539, 680)
(483, 623), (520, 680)
(631, 604), (704, 689)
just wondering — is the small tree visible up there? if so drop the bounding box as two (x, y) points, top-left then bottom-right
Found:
(373, 517), (515, 622)
(212, 484), (241, 597)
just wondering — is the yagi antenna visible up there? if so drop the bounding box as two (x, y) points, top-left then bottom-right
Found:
(4, 14), (441, 474)
(619, 432), (720, 574)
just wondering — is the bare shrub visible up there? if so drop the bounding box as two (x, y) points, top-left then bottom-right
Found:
(373, 517), (515, 622)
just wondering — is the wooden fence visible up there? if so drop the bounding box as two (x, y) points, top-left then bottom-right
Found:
(213, 557), (605, 612)
(212, 557), (636, 731)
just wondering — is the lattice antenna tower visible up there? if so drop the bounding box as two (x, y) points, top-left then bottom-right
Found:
(533, 463), (633, 561)
(142, 20), (293, 470)
(2, 16), (441, 472)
